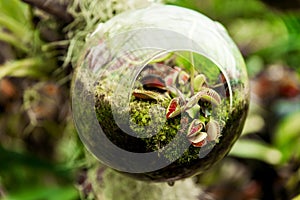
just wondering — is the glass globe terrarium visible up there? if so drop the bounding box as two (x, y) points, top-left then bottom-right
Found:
(72, 5), (250, 183)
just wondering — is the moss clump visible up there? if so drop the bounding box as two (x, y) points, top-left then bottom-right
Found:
(129, 98), (180, 145)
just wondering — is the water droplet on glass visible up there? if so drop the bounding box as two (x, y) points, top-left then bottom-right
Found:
(167, 181), (175, 186)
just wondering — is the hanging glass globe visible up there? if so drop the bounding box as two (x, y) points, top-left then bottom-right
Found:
(72, 4), (250, 182)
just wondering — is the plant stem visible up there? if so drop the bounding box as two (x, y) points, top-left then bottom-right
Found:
(0, 14), (31, 40)
(0, 31), (28, 52)
(0, 57), (50, 79)
(190, 52), (195, 96)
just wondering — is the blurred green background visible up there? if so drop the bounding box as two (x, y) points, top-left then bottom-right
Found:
(0, 0), (299, 199)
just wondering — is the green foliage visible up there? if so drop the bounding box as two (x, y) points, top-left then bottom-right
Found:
(0, 58), (55, 80)
(0, 145), (78, 199)
(229, 139), (282, 165)
(174, 52), (221, 84)
(3, 185), (78, 200)
(0, 0), (33, 52)
(0, 0), (57, 79)
(166, 0), (268, 21)
(0, 1), (80, 199)
(274, 111), (300, 164)
(231, 104), (300, 166)
(209, 0), (267, 21)
(256, 14), (300, 72)
(292, 193), (300, 200)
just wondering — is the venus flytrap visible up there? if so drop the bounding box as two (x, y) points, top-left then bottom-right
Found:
(132, 89), (167, 101)
(164, 59), (222, 147)
(131, 56), (223, 148)
(186, 119), (207, 147)
(166, 97), (182, 119)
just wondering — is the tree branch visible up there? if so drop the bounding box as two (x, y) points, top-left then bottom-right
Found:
(22, 0), (73, 23)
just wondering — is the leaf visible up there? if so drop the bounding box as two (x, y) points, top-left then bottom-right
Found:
(0, 30), (28, 52)
(177, 70), (190, 85)
(174, 53), (193, 73)
(166, 97), (182, 119)
(273, 111), (300, 163)
(188, 131), (207, 143)
(292, 193), (300, 200)
(0, 58), (56, 79)
(186, 104), (200, 119)
(132, 89), (164, 101)
(184, 87), (221, 110)
(198, 88), (221, 105)
(193, 74), (206, 92)
(187, 119), (207, 147)
(0, 0), (30, 24)
(206, 119), (220, 141)
(0, 146), (72, 179)
(190, 133), (207, 147)
(149, 52), (173, 63)
(0, 0), (35, 54)
(187, 119), (204, 137)
(0, 13), (31, 41)
(140, 74), (166, 90)
(229, 139), (282, 165)
(274, 111), (300, 147)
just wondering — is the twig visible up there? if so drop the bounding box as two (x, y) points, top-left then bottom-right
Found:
(22, 0), (73, 23)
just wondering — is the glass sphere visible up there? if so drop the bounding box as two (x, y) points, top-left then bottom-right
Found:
(72, 4), (250, 182)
